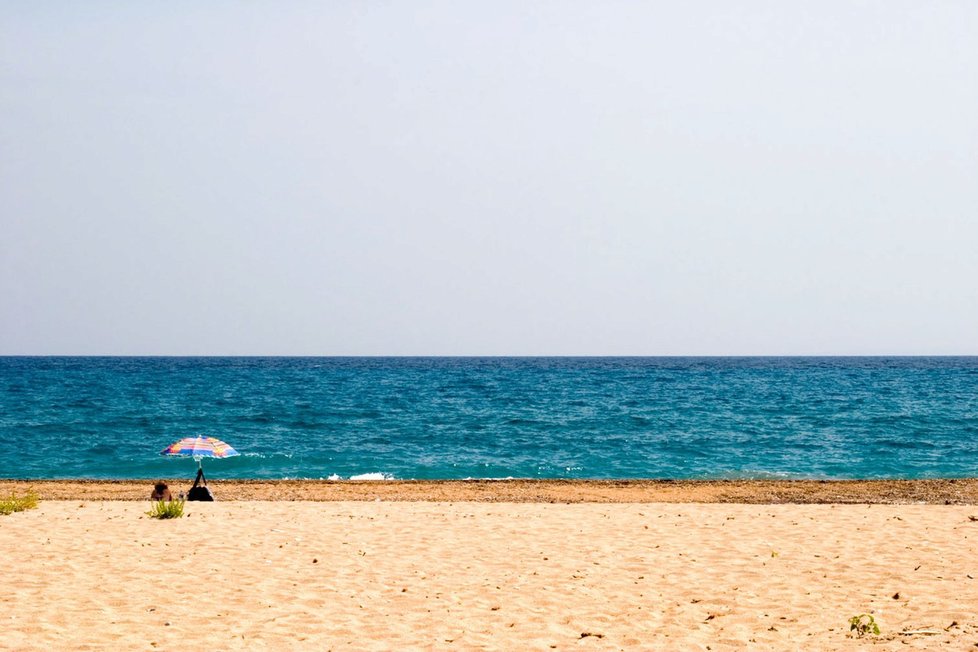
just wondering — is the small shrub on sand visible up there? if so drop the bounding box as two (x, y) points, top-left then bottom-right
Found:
(849, 614), (880, 637)
(147, 498), (186, 519)
(0, 492), (39, 516)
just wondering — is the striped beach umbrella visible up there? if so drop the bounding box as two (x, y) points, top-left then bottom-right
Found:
(160, 435), (240, 468)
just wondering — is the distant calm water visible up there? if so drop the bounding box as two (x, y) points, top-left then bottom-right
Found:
(1, 357), (976, 480)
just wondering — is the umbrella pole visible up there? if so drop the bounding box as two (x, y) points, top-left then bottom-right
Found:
(194, 457), (207, 485)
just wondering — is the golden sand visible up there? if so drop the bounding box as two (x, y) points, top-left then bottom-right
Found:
(1, 485), (977, 650)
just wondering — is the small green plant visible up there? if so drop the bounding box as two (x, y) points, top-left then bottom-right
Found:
(147, 498), (186, 519)
(0, 491), (39, 516)
(849, 614), (880, 637)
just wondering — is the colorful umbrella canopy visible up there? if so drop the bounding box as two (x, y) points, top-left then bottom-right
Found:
(161, 436), (240, 460)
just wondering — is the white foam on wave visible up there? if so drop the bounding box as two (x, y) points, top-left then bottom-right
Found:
(320, 472), (395, 480)
(462, 476), (517, 481)
(712, 468), (820, 481)
(348, 472), (395, 481)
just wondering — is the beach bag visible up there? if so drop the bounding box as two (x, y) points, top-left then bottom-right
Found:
(187, 468), (214, 501)
(187, 485), (214, 501)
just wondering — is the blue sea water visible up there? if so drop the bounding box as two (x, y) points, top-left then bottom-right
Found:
(0, 357), (976, 480)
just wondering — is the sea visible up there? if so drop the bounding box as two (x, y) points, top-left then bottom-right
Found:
(1, 357), (976, 480)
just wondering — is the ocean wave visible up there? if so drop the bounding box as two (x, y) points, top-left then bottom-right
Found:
(708, 469), (828, 481)
(461, 476), (517, 481)
(348, 472), (395, 480)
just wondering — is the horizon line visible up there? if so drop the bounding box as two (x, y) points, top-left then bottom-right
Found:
(2, 354), (977, 359)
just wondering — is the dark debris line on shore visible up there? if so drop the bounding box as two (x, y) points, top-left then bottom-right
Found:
(0, 478), (976, 504)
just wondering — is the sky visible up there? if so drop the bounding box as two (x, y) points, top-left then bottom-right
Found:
(1, 1), (976, 355)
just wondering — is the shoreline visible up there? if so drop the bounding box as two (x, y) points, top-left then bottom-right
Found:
(3, 477), (977, 503)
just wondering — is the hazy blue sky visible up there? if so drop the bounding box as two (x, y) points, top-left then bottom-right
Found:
(2, 2), (976, 355)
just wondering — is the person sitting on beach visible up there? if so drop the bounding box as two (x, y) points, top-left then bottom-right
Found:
(150, 481), (172, 502)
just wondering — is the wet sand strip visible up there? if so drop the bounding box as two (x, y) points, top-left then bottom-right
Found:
(2, 477), (976, 503)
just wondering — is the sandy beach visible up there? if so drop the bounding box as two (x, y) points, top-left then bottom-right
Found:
(1, 484), (976, 650)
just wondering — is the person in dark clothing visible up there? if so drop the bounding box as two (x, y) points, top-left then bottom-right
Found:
(150, 481), (172, 501)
